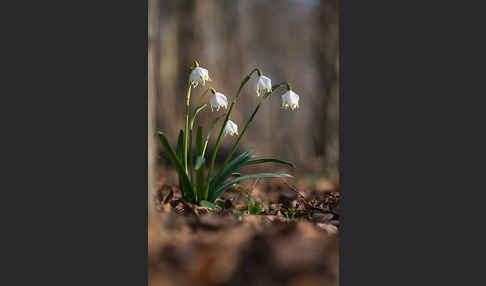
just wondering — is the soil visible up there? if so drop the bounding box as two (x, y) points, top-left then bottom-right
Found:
(149, 168), (339, 286)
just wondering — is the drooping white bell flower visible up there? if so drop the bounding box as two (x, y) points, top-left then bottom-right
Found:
(254, 75), (272, 97)
(189, 67), (211, 87)
(281, 90), (300, 110)
(223, 120), (238, 136)
(209, 92), (228, 111)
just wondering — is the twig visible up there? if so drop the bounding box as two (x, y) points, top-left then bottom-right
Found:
(251, 178), (260, 193)
(282, 180), (339, 217)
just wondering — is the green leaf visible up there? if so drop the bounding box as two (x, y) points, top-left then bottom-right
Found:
(248, 203), (260, 215)
(231, 172), (241, 177)
(215, 200), (225, 208)
(195, 156), (205, 170)
(202, 116), (222, 157)
(200, 200), (221, 210)
(208, 173), (293, 202)
(189, 128), (194, 185)
(235, 185), (251, 197)
(233, 209), (242, 216)
(236, 184), (254, 204)
(158, 131), (195, 203)
(196, 126), (203, 157)
(242, 158), (294, 168)
(195, 155), (206, 203)
(176, 130), (184, 161)
(209, 150), (254, 193)
(191, 104), (207, 130)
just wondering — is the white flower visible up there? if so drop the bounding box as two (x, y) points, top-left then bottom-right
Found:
(189, 67), (211, 87)
(209, 92), (228, 111)
(254, 75), (272, 97)
(223, 120), (238, 136)
(281, 90), (300, 110)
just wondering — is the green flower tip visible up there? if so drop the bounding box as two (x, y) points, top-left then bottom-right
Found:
(210, 88), (216, 95)
(192, 60), (200, 68)
(286, 83), (292, 90)
(256, 68), (263, 77)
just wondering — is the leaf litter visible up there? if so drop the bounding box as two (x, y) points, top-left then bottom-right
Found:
(149, 175), (339, 286)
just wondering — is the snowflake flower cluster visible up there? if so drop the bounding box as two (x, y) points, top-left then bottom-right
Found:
(189, 64), (300, 136)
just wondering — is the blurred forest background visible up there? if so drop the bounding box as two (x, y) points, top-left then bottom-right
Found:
(148, 0), (339, 201)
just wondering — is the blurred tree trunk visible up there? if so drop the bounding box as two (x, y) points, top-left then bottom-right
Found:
(316, 0), (340, 181)
(148, 0), (159, 218)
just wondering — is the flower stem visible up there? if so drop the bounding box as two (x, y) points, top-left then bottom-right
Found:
(203, 68), (261, 200)
(220, 101), (262, 168)
(271, 82), (292, 93)
(214, 83), (290, 184)
(196, 88), (211, 108)
(189, 128), (194, 184)
(184, 85), (192, 175)
(204, 101), (234, 200)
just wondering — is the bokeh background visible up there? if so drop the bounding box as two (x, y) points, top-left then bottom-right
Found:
(148, 0), (339, 196)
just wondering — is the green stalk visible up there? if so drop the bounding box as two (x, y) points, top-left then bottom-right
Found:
(188, 87), (214, 186)
(184, 85), (191, 175)
(189, 128), (194, 184)
(203, 68), (261, 200)
(219, 100), (262, 170)
(196, 88), (211, 107)
(204, 102), (234, 200)
(272, 82), (292, 92)
(215, 82), (290, 181)
(183, 60), (200, 176)
(188, 89), (210, 185)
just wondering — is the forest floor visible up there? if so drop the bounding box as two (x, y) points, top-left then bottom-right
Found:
(148, 167), (340, 286)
